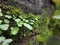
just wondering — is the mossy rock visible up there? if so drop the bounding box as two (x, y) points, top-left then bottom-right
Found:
(0, 4), (42, 45)
(0, 0), (55, 15)
(0, 3), (53, 45)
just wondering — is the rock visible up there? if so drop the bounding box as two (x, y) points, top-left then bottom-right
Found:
(13, 0), (55, 15)
(0, 0), (55, 15)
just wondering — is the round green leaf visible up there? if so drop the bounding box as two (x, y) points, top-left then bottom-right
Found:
(2, 43), (9, 45)
(11, 27), (19, 35)
(4, 15), (12, 19)
(3, 39), (13, 44)
(0, 36), (5, 43)
(17, 21), (24, 27)
(53, 15), (60, 19)
(15, 18), (21, 23)
(4, 19), (10, 24)
(0, 24), (9, 30)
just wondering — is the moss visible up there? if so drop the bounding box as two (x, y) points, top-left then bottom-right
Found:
(0, 4), (24, 15)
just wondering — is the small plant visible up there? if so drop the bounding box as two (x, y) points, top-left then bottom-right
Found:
(0, 8), (40, 35)
(0, 5), (41, 45)
(0, 5), (53, 45)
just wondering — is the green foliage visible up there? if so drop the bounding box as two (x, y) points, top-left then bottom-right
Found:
(0, 5), (53, 45)
(36, 30), (52, 43)
(49, 16), (60, 36)
(35, 12), (53, 43)
(0, 36), (13, 45)
(0, 5), (42, 45)
(0, 7), (40, 36)
(11, 27), (19, 35)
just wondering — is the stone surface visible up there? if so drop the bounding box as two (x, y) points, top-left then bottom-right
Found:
(0, 0), (55, 15)
(13, 0), (55, 15)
